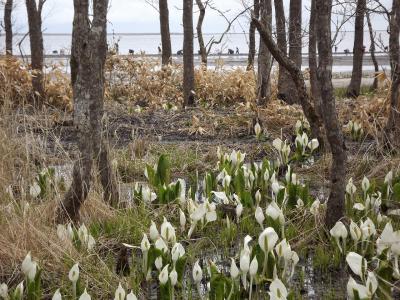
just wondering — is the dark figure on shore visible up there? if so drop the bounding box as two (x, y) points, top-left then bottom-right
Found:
(344, 49), (350, 55)
(177, 50), (183, 55)
(362, 45), (366, 53)
(52, 50), (58, 55)
(384, 46), (389, 52)
(129, 49), (134, 55)
(228, 49), (234, 55)
(115, 43), (119, 54)
(158, 46), (162, 54)
(236, 47), (239, 54)
(334, 46), (338, 53)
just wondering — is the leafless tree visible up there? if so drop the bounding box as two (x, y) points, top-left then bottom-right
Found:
(159, 0), (172, 65)
(247, 0), (259, 70)
(3, 0), (13, 55)
(183, 0), (195, 106)
(257, 0), (272, 105)
(366, 11), (379, 90)
(316, 0), (347, 228)
(385, 0), (400, 147)
(252, 15), (323, 141)
(57, 0), (119, 223)
(346, 0), (366, 98)
(196, 0), (207, 65)
(274, 0), (292, 104)
(25, 0), (45, 105)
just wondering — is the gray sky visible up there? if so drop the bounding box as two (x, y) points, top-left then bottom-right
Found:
(8, 0), (392, 34)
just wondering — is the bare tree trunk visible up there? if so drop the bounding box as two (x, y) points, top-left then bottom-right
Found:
(284, 0), (302, 104)
(385, 0), (400, 147)
(346, 0), (366, 98)
(4, 0), (13, 55)
(183, 0), (195, 106)
(57, 0), (119, 223)
(247, 0), (260, 71)
(196, 0), (207, 65)
(257, 0), (273, 105)
(366, 12), (379, 91)
(308, 0), (322, 119)
(159, 0), (172, 65)
(274, 0), (292, 103)
(253, 17), (323, 141)
(26, 0), (44, 105)
(316, 0), (347, 229)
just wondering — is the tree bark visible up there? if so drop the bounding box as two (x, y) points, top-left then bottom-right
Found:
(257, 0), (273, 105)
(57, 0), (119, 223)
(315, 0), (347, 229)
(346, 0), (366, 98)
(4, 0), (13, 55)
(385, 0), (400, 147)
(196, 0), (207, 65)
(247, 0), (260, 71)
(366, 12), (379, 91)
(308, 0), (322, 119)
(159, 0), (172, 65)
(274, 0), (294, 104)
(253, 17), (323, 141)
(183, 0), (195, 106)
(25, 0), (44, 105)
(283, 0), (302, 104)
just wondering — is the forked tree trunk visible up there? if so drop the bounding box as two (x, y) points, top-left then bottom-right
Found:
(183, 0), (195, 106)
(308, 0), (322, 119)
(346, 0), (366, 98)
(253, 17), (323, 141)
(159, 0), (172, 65)
(196, 0), (207, 65)
(366, 12), (379, 91)
(4, 0), (13, 55)
(247, 0), (260, 71)
(26, 0), (45, 105)
(315, 0), (347, 229)
(274, 0), (293, 103)
(385, 0), (400, 147)
(257, 0), (273, 105)
(57, 0), (119, 223)
(284, 0), (302, 104)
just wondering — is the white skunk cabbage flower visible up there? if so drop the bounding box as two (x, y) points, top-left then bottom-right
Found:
(346, 178), (357, 196)
(353, 203), (365, 211)
(307, 138), (319, 152)
(126, 292), (138, 300)
(52, 289), (62, 300)
(192, 260), (203, 283)
(329, 221), (348, 253)
(230, 258), (240, 279)
(79, 289), (91, 300)
(346, 252), (367, 278)
(349, 221), (362, 245)
(22, 252), (37, 280)
(141, 233), (151, 252)
(29, 182), (41, 198)
(347, 277), (368, 300)
(169, 268), (178, 286)
(361, 176), (370, 195)
(268, 278), (288, 300)
(179, 209), (186, 232)
(161, 217), (176, 244)
(258, 227), (279, 253)
(360, 218), (376, 240)
(159, 264), (170, 285)
(171, 243), (185, 262)
(266, 201), (285, 225)
(255, 206), (265, 228)
(310, 199), (321, 216)
(236, 203), (243, 220)
(254, 122), (262, 139)
(114, 283), (125, 300)
(155, 256), (163, 270)
(0, 283), (8, 299)
(69, 263), (79, 283)
(142, 186), (157, 203)
(149, 221), (159, 241)
(249, 257), (258, 277)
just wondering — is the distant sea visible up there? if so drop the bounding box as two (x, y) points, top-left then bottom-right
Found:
(0, 31), (390, 56)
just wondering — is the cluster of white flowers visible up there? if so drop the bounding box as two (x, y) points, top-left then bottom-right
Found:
(57, 223), (95, 251)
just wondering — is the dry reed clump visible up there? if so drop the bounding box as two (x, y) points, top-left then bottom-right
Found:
(0, 57), (72, 110)
(104, 55), (259, 107)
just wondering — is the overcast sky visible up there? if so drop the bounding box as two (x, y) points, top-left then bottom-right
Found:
(7, 0), (392, 34)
